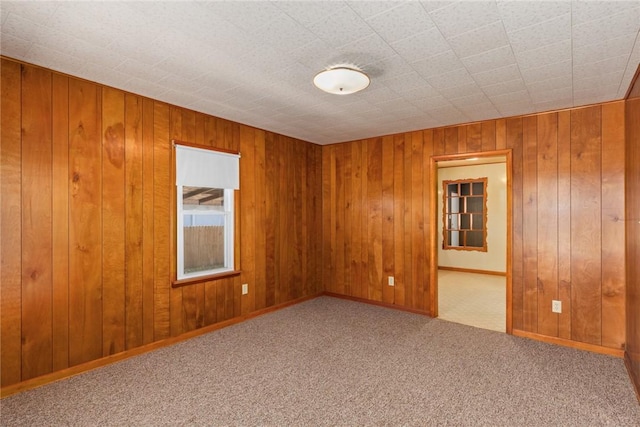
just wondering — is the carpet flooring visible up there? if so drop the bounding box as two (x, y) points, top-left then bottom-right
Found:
(1, 296), (639, 426)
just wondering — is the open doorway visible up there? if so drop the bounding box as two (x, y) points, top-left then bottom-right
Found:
(429, 150), (512, 334)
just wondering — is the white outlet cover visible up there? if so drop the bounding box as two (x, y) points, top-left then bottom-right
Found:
(388, 276), (395, 286)
(552, 300), (562, 313)
(242, 284), (248, 295)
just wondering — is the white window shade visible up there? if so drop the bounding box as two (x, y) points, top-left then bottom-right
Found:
(175, 144), (240, 189)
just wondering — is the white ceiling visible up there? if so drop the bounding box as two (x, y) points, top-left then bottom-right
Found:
(2, 1), (639, 145)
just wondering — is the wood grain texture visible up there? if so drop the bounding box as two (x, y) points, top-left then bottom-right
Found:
(600, 102), (625, 350)
(1, 59), (23, 386)
(102, 87), (126, 356)
(52, 73), (70, 371)
(522, 116), (538, 333)
(556, 111), (572, 340)
(536, 113), (558, 337)
(381, 136), (395, 304)
(68, 77), (103, 367)
(570, 106), (602, 345)
(625, 96), (640, 398)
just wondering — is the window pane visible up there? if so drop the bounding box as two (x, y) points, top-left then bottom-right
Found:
(467, 197), (483, 213)
(183, 215), (225, 274)
(447, 183), (458, 196)
(472, 182), (484, 195)
(447, 196), (460, 214)
(466, 231), (483, 247)
(448, 230), (460, 246)
(460, 183), (471, 196)
(460, 214), (470, 230)
(472, 213), (483, 230)
(183, 186), (224, 212)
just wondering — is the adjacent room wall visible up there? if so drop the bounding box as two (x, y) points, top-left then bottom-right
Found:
(0, 58), (323, 388)
(321, 104), (626, 350)
(625, 73), (640, 398)
(437, 162), (507, 273)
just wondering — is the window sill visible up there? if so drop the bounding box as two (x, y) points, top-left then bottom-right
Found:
(172, 270), (241, 288)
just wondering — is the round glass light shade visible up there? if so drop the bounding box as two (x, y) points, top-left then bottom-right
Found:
(313, 67), (370, 95)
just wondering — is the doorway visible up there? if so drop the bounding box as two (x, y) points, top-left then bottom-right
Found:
(429, 150), (512, 334)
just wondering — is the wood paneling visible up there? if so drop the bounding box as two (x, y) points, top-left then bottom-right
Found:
(321, 102), (626, 350)
(0, 59), (322, 389)
(625, 94), (640, 398)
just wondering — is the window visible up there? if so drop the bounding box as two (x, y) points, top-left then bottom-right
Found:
(443, 178), (487, 251)
(175, 142), (240, 281)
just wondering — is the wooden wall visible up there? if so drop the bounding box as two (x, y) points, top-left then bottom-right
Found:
(321, 102), (626, 349)
(0, 58), (322, 388)
(625, 78), (640, 397)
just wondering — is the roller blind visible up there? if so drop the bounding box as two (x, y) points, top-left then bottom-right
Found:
(175, 143), (240, 189)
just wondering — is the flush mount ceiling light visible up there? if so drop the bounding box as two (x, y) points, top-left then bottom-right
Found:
(313, 66), (370, 95)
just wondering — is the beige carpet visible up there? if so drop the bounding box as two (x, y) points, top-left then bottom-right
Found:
(1, 296), (639, 426)
(438, 270), (506, 332)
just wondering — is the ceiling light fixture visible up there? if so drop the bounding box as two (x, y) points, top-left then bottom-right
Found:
(313, 66), (370, 95)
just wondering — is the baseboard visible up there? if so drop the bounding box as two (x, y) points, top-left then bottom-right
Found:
(512, 329), (624, 358)
(437, 266), (507, 276)
(323, 292), (431, 316)
(0, 292), (322, 399)
(624, 351), (640, 403)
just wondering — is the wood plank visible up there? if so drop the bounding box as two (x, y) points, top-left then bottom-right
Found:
(1, 59), (23, 386)
(570, 106), (602, 345)
(52, 72), (70, 372)
(411, 131), (425, 311)
(101, 86), (126, 356)
(557, 110), (572, 340)
(467, 123), (483, 152)
(482, 121), (496, 152)
(123, 94), (144, 349)
(193, 113), (206, 329)
(326, 146), (336, 293)
(506, 118), (524, 330)
(536, 113), (559, 337)
(254, 130), (267, 310)
(168, 107), (184, 336)
(600, 102), (625, 349)
(381, 137), (394, 304)
(495, 119), (506, 150)
(393, 135), (405, 307)
(360, 140), (369, 300)
(152, 102), (171, 340)
(21, 65), (54, 380)
(422, 130), (433, 313)
(403, 132), (414, 308)
(522, 115), (538, 332)
(265, 132), (277, 307)
(433, 128), (445, 156)
(351, 140), (364, 299)
(68, 78), (103, 366)
(457, 125), (467, 153)
(444, 127), (458, 155)
(342, 143), (353, 297)
(335, 144), (346, 295)
(367, 138), (383, 301)
(239, 125), (256, 315)
(141, 98), (155, 345)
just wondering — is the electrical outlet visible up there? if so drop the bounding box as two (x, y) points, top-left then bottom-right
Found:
(242, 283), (248, 295)
(552, 300), (562, 313)
(388, 276), (395, 286)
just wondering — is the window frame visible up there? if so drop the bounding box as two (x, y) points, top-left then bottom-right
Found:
(171, 140), (241, 288)
(442, 177), (488, 252)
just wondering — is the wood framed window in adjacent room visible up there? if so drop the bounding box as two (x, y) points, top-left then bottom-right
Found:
(443, 178), (488, 252)
(173, 141), (241, 286)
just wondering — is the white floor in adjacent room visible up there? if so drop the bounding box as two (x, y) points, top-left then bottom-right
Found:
(437, 270), (506, 333)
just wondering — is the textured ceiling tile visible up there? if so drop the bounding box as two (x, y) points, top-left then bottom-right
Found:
(496, 101), (535, 117)
(411, 95), (455, 111)
(447, 21), (510, 59)
(204, 1), (283, 33)
(366, 56), (416, 80)
(23, 43), (86, 75)
(526, 75), (573, 94)
(572, 1), (640, 26)
(573, 71), (626, 93)
(507, 13), (570, 53)
(337, 33), (398, 66)
(429, 1), (501, 38)
(513, 39), (571, 70)
(520, 60), (572, 84)
(530, 86), (573, 103)
(450, 92), (492, 106)
(427, 68), (476, 90)
(573, 33), (637, 65)
(572, 7), (640, 49)
(573, 55), (629, 81)
(533, 98), (573, 113)
(438, 82), (484, 99)
(2, 12), (49, 44)
(308, 7), (374, 48)
(472, 63), (522, 86)
(480, 78), (527, 97)
(254, 13), (319, 54)
(461, 45), (516, 75)
(488, 89), (531, 105)
(365, 1), (435, 44)
(390, 27), (451, 63)
(346, 1), (404, 20)
(497, 0), (570, 33)
(275, 1), (346, 27)
(411, 50), (464, 78)
(380, 71), (432, 94)
(0, 32), (32, 58)
(1, 1), (59, 22)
